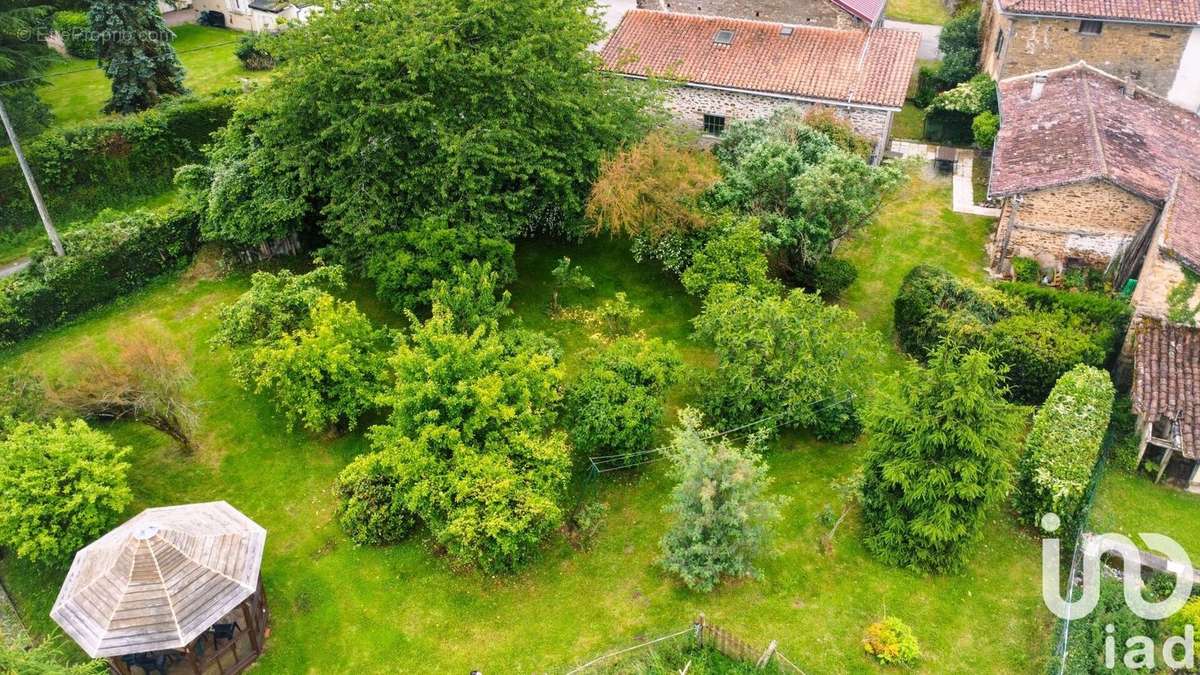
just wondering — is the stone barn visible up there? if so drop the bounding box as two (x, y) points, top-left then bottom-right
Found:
(987, 63), (1200, 280)
(600, 10), (919, 161)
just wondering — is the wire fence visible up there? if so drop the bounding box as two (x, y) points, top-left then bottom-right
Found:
(1049, 427), (1115, 674)
(563, 615), (806, 674)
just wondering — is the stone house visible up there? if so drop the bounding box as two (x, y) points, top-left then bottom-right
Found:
(188, 0), (319, 32)
(979, 0), (1200, 111)
(1132, 319), (1200, 492)
(636, 0), (885, 29)
(599, 10), (919, 160)
(987, 63), (1200, 280)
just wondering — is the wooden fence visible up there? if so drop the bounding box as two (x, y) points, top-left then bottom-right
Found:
(695, 614), (805, 673)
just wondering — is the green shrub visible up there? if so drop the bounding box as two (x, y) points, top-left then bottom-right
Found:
(862, 616), (920, 667)
(595, 291), (642, 337)
(335, 450), (415, 546)
(53, 11), (96, 59)
(1010, 256), (1040, 283)
(798, 257), (858, 299)
(998, 282), (1131, 357)
(680, 217), (775, 298)
(235, 32), (276, 70)
(565, 337), (681, 463)
(972, 111), (999, 148)
(914, 64), (941, 108)
(1013, 365), (1114, 534)
(893, 265), (1017, 358)
(804, 107), (874, 160)
(987, 312), (1106, 404)
(0, 208), (200, 345)
(0, 419), (131, 565)
(1063, 576), (1154, 674)
(0, 93), (234, 236)
(1164, 596), (1200, 638)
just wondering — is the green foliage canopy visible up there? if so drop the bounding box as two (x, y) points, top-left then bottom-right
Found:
(0, 419), (131, 565)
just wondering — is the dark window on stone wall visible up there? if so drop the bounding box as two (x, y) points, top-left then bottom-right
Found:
(1079, 20), (1102, 35)
(994, 30), (1005, 56)
(703, 114), (726, 136)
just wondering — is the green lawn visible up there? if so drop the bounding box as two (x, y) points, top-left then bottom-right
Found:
(0, 175), (1048, 673)
(1092, 470), (1200, 561)
(37, 24), (268, 128)
(891, 102), (927, 142)
(885, 0), (950, 25)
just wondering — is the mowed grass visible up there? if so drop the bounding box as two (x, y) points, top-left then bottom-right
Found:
(37, 24), (269, 128)
(884, 0), (951, 25)
(1092, 470), (1200, 561)
(0, 175), (1049, 673)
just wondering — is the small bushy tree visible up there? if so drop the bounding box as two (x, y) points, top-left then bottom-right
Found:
(550, 256), (593, 311)
(0, 419), (131, 565)
(250, 295), (390, 433)
(587, 129), (720, 241)
(693, 286), (875, 442)
(1014, 365), (1114, 534)
(680, 216), (776, 298)
(565, 337), (681, 461)
(335, 450), (415, 546)
(934, 6), (982, 89)
(659, 409), (784, 592)
(860, 346), (1020, 573)
(363, 304), (570, 572)
(429, 259), (512, 332)
(594, 292), (642, 337)
(89, 0), (188, 113)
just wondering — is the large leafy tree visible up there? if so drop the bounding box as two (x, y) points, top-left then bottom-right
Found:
(362, 304), (570, 572)
(659, 408), (784, 592)
(0, 418), (131, 565)
(693, 286), (876, 442)
(89, 0), (187, 114)
(859, 346), (1020, 573)
(191, 0), (652, 310)
(0, 2), (54, 136)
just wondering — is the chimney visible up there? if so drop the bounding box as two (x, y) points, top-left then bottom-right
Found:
(1124, 72), (1138, 99)
(1031, 74), (1047, 101)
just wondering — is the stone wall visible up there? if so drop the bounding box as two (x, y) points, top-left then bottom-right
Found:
(991, 180), (1160, 272)
(1131, 241), (1200, 320)
(641, 0), (865, 28)
(987, 13), (1190, 95)
(664, 85), (892, 145)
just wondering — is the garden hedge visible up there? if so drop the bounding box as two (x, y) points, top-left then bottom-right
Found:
(0, 93), (235, 235)
(0, 207), (200, 345)
(895, 266), (1127, 404)
(1014, 365), (1114, 534)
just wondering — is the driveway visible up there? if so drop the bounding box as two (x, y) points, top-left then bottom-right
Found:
(596, 0), (638, 40)
(883, 19), (942, 61)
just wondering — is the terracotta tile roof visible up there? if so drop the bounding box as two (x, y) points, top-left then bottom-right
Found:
(1161, 173), (1200, 274)
(599, 10), (920, 109)
(989, 63), (1200, 201)
(1133, 319), (1200, 459)
(1000, 0), (1200, 24)
(830, 0), (887, 23)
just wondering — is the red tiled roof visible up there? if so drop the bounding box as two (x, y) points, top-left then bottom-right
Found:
(1000, 0), (1200, 24)
(599, 10), (920, 109)
(830, 0), (886, 23)
(1161, 173), (1200, 275)
(989, 64), (1200, 201)
(1133, 319), (1200, 458)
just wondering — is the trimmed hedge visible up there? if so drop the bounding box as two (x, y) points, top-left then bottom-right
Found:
(0, 94), (235, 234)
(1014, 365), (1114, 534)
(52, 11), (96, 59)
(895, 266), (1125, 404)
(0, 208), (200, 345)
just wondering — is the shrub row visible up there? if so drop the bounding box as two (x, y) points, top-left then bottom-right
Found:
(1014, 365), (1114, 535)
(895, 266), (1126, 404)
(0, 93), (235, 234)
(0, 208), (200, 345)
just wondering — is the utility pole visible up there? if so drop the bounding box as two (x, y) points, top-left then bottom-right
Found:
(0, 95), (63, 256)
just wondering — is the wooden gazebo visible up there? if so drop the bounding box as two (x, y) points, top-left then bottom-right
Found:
(50, 501), (269, 675)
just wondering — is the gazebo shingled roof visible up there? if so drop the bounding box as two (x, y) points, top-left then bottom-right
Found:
(51, 501), (266, 659)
